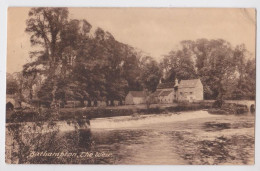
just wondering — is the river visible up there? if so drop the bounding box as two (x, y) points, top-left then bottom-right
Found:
(6, 110), (255, 164)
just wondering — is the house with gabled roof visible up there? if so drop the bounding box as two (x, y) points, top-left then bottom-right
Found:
(153, 81), (176, 104)
(125, 91), (146, 105)
(153, 78), (204, 103)
(178, 79), (203, 102)
(157, 90), (175, 103)
(125, 78), (204, 105)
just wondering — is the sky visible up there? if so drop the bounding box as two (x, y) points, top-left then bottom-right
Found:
(7, 8), (256, 73)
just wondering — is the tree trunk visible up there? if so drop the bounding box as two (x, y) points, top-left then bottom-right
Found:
(94, 100), (97, 107)
(87, 100), (91, 107)
(110, 100), (114, 106)
(80, 99), (85, 107)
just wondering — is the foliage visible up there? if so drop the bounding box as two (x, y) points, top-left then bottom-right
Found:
(161, 39), (255, 100)
(6, 122), (93, 164)
(139, 57), (162, 92)
(23, 8), (149, 107)
(12, 8), (255, 110)
(6, 73), (18, 95)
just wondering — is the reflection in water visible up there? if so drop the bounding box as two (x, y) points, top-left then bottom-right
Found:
(80, 112), (254, 164)
(8, 111), (254, 164)
(65, 112), (254, 164)
(78, 129), (92, 149)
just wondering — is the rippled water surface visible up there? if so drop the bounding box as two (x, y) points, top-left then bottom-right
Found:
(6, 110), (255, 164)
(79, 111), (255, 164)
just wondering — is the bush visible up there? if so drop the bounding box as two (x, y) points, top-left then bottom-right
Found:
(138, 106), (162, 114)
(209, 103), (249, 115)
(250, 104), (255, 113)
(7, 108), (59, 123)
(212, 99), (224, 108)
(7, 110), (37, 123)
(165, 103), (207, 112)
(7, 102), (210, 123)
(59, 108), (134, 120)
(208, 109), (229, 115)
(235, 104), (248, 115)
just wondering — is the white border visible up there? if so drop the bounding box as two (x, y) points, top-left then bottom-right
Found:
(0, 0), (259, 171)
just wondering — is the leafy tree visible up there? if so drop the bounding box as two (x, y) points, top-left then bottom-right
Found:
(25, 8), (69, 69)
(36, 77), (54, 107)
(231, 44), (255, 99)
(161, 38), (255, 100)
(161, 41), (198, 83)
(140, 57), (162, 92)
(25, 8), (69, 104)
(6, 73), (18, 95)
(192, 39), (248, 100)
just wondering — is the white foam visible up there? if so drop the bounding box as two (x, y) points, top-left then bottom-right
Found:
(90, 110), (219, 129)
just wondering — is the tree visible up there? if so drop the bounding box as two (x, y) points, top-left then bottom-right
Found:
(140, 57), (162, 92)
(121, 46), (143, 91)
(25, 8), (96, 105)
(161, 41), (198, 83)
(6, 73), (18, 95)
(26, 8), (69, 69)
(192, 39), (244, 100)
(161, 38), (255, 100)
(93, 29), (129, 105)
(25, 8), (69, 104)
(37, 78), (54, 107)
(231, 44), (255, 100)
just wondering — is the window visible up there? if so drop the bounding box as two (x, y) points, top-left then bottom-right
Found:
(190, 92), (193, 95)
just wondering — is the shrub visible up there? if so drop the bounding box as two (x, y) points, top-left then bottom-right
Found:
(138, 106), (162, 114)
(212, 99), (224, 108)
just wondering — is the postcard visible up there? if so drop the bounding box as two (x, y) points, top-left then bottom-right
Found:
(6, 7), (256, 164)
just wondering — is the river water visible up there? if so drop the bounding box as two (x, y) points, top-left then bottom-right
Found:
(75, 110), (254, 164)
(6, 110), (255, 164)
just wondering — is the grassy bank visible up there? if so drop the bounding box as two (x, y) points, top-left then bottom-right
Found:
(7, 100), (252, 123)
(208, 102), (250, 115)
(7, 102), (212, 123)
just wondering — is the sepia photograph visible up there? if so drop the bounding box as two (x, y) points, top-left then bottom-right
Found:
(5, 7), (256, 165)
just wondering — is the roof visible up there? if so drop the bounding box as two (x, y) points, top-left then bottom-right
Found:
(128, 91), (146, 97)
(159, 90), (173, 96)
(157, 82), (175, 89)
(179, 79), (201, 88)
(152, 90), (162, 96)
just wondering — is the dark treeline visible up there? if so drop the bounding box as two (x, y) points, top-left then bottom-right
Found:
(7, 8), (255, 107)
(161, 40), (255, 100)
(7, 8), (162, 107)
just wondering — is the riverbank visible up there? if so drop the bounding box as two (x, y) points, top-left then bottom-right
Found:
(7, 102), (212, 123)
(208, 101), (254, 115)
(6, 109), (255, 164)
(7, 99), (254, 124)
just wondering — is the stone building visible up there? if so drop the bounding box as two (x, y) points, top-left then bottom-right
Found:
(153, 78), (204, 103)
(125, 91), (146, 105)
(177, 79), (204, 102)
(153, 82), (176, 104)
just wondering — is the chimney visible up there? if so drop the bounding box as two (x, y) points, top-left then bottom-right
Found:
(175, 78), (179, 87)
